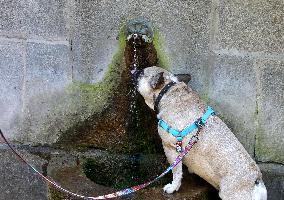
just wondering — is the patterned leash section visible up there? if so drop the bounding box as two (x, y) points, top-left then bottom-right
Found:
(0, 129), (197, 199)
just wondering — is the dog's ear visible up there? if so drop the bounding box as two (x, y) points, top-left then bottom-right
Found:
(150, 72), (165, 89)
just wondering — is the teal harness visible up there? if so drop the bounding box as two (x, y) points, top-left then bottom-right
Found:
(158, 106), (215, 152)
(154, 81), (216, 152)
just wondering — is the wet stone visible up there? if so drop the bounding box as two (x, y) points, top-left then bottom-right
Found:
(131, 173), (220, 200)
(48, 155), (219, 200)
(48, 167), (219, 200)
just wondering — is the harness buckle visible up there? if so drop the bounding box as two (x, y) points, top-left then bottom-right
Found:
(195, 118), (204, 129)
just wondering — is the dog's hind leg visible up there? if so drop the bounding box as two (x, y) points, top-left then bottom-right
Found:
(162, 142), (183, 194)
(219, 177), (267, 200)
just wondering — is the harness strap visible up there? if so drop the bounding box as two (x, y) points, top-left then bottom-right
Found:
(158, 106), (215, 151)
(154, 81), (176, 112)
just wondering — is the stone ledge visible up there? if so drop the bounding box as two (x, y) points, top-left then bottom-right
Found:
(48, 166), (219, 200)
(0, 145), (219, 200)
(0, 149), (48, 200)
(259, 163), (284, 200)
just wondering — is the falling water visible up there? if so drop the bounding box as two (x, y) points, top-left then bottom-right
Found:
(129, 33), (139, 114)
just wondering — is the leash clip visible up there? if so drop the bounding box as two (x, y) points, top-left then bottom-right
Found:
(192, 135), (199, 143)
(176, 140), (183, 152)
(195, 118), (204, 129)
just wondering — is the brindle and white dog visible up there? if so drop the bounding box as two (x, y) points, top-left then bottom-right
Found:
(134, 66), (267, 200)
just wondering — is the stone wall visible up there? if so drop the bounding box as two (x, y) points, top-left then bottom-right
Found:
(0, 0), (283, 199)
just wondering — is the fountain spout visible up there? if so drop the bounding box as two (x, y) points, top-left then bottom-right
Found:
(126, 17), (154, 43)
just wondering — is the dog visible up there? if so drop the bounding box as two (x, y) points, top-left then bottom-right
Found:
(134, 66), (267, 200)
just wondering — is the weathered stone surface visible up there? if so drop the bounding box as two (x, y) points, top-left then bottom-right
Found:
(0, 0), (25, 35)
(217, 0), (284, 54)
(48, 166), (115, 200)
(20, 42), (71, 144)
(208, 54), (257, 156)
(25, 42), (71, 94)
(0, 144), (219, 200)
(71, 0), (121, 83)
(259, 163), (284, 200)
(48, 167), (219, 200)
(185, 53), (211, 97)
(1, 1), (284, 199)
(72, 0), (211, 86)
(256, 60), (284, 164)
(14, 146), (217, 200)
(23, 0), (68, 40)
(0, 0), (213, 147)
(0, 39), (25, 138)
(0, 148), (48, 200)
(132, 174), (220, 200)
(0, 0), (68, 40)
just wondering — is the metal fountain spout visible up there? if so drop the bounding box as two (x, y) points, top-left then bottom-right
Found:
(126, 17), (154, 43)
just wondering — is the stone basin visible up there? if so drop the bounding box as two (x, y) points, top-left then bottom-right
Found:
(0, 145), (219, 199)
(48, 165), (220, 200)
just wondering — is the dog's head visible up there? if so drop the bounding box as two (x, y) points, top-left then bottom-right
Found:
(134, 66), (178, 110)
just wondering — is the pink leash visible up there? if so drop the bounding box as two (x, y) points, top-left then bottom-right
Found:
(0, 129), (198, 199)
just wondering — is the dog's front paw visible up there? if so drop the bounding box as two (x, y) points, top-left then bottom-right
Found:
(163, 182), (181, 194)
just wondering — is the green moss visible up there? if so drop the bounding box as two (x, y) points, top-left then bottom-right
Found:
(254, 126), (269, 160)
(153, 29), (170, 70)
(66, 27), (127, 115)
(254, 100), (271, 161)
(22, 25), (128, 145)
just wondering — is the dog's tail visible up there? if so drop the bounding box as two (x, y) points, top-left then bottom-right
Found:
(253, 179), (267, 200)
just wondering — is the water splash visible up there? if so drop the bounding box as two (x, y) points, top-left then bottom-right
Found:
(129, 33), (139, 114)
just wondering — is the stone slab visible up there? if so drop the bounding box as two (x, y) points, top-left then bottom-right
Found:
(21, 42), (71, 144)
(217, 0), (284, 54)
(0, 0), (68, 40)
(72, 0), (211, 85)
(0, 0), (25, 34)
(186, 53), (211, 96)
(208, 54), (257, 156)
(23, 0), (68, 40)
(256, 60), (284, 164)
(0, 149), (48, 200)
(131, 173), (220, 200)
(0, 39), (25, 138)
(35, 146), (219, 200)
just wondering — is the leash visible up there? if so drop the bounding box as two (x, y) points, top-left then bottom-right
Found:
(0, 129), (198, 199)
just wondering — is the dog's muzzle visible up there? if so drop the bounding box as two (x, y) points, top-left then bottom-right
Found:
(131, 69), (144, 85)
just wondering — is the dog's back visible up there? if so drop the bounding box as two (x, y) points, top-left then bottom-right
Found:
(158, 82), (267, 200)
